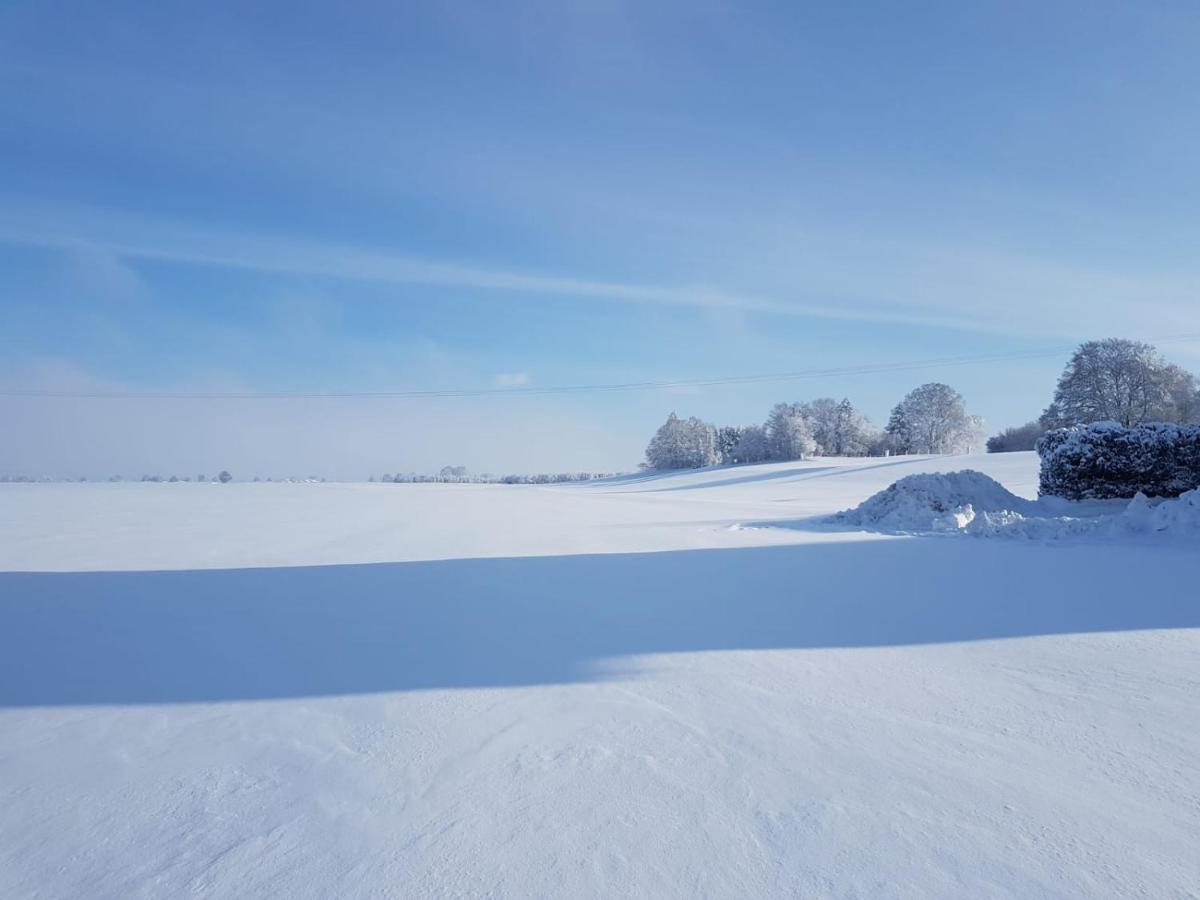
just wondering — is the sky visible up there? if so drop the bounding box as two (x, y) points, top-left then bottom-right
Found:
(2, 0), (1199, 478)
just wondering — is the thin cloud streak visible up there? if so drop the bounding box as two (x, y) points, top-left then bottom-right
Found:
(0, 206), (1020, 336)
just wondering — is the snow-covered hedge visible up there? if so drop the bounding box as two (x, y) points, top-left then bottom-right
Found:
(1037, 421), (1200, 500)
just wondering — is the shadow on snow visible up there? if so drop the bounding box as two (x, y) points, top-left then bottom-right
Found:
(1, 539), (1195, 706)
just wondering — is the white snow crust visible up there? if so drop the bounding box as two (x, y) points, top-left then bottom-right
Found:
(2, 451), (1198, 899)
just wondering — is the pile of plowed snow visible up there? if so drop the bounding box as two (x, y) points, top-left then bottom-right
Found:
(833, 471), (1200, 539)
(831, 471), (1035, 534)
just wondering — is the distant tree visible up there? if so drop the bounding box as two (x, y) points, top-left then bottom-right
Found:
(986, 421), (1045, 453)
(764, 403), (816, 460)
(197, 474), (206, 483)
(439, 465), (468, 480)
(886, 383), (982, 454)
(799, 397), (878, 456)
(796, 398), (837, 455)
(715, 426), (744, 464)
(733, 425), (771, 463)
(1161, 364), (1200, 424)
(168, 475), (179, 483)
(645, 412), (720, 469)
(218, 470), (232, 483)
(866, 431), (892, 457)
(1040, 339), (1192, 428)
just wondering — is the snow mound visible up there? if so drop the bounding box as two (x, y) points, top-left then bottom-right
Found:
(1122, 488), (1200, 533)
(834, 471), (1200, 540)
(832, 471), (1034, 534)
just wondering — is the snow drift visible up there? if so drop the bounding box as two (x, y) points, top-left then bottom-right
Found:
(832, 470), (1200, 539)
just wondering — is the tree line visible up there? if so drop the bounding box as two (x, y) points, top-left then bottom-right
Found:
(645, 383), (983, 470)
(987, 338), (1200, 452)
(2, 471), (238, 484)
(370, 467), (615, 484)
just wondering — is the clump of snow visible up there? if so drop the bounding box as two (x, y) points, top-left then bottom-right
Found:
(1110, 488), (1200, 535)
(832, 470), (1034, 534)
(834, 471), (1200, 541)
(967, 488), (1200, 540)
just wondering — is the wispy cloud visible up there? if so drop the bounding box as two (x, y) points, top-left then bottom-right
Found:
(0, 204), (1028, 336)
(492, 371), (531, 388)
(4, 202), (1198, 344)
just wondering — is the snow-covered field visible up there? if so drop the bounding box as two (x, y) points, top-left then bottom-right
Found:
(2, 452), (1198, 898)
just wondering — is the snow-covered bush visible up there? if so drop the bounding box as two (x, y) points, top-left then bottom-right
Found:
(1037, 421), (1200, 500)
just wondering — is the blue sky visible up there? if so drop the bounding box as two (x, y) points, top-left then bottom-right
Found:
(2, 1), (1199, 476)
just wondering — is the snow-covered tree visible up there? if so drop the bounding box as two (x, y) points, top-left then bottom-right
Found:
(218, 470), (232, 483)
(799, 397), (878, 456)
(886, 383), (982, 454)
(1040, 339), (1196, 428)
(645, 412), (720, 469)
(795, 398), (838, 455)
(715, 426), (744, 464)
(733, 424), (771, 463)
(1162, 364), (1200, 424)
(764, 402), (817, 460)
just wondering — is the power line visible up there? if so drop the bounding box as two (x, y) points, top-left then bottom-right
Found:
(4, 333), (1199, 401)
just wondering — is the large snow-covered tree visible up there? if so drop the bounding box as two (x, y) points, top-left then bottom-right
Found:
(886, 383), (982, 454)
(764, 402), (817, 460)
(1040, 339), (1197, 428)
(644, 412), (720, 469)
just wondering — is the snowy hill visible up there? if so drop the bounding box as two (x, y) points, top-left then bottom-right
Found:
(2, 451), (1198, 898)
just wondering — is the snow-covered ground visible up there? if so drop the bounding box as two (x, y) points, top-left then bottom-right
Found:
(2, 452), (1197, 898)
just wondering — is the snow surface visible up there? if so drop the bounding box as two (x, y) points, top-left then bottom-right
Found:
(2, 451), (1198, 898)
